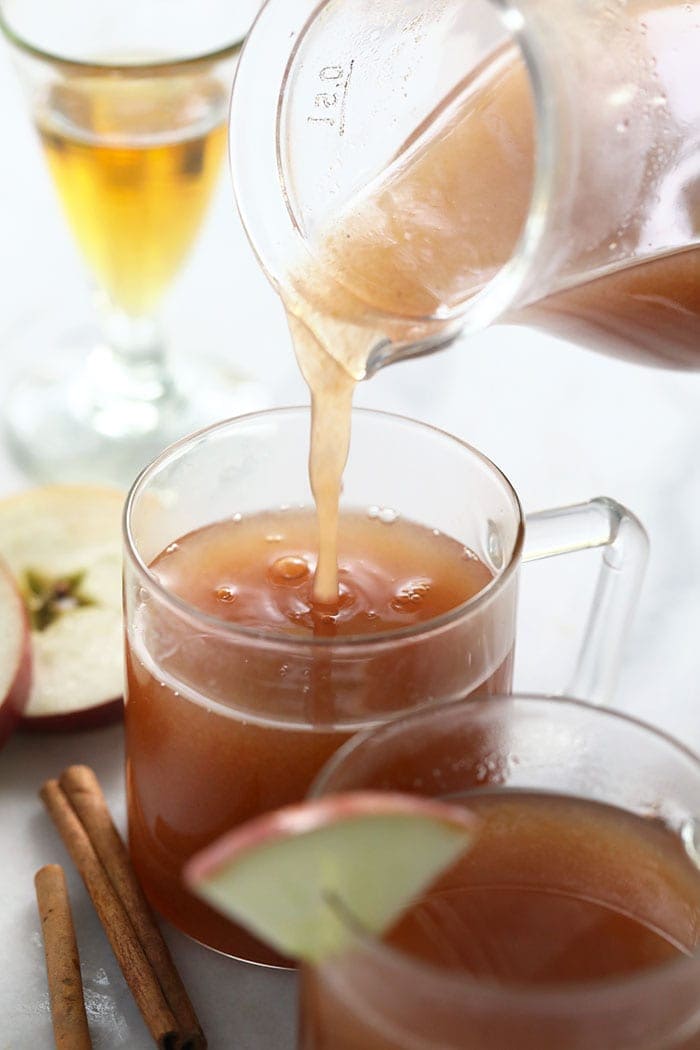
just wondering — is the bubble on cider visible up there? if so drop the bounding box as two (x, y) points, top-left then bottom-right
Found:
(269, 554), (311, 585)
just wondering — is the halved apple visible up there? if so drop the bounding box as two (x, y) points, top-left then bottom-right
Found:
(186, 792), (477, 962)
(0, 556), (31, 748)
(0, 486), (124, 732)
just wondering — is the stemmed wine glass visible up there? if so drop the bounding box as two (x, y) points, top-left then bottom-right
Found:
(0, 0), (264, 485)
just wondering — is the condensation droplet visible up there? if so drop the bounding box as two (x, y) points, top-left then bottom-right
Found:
(487, 521), (504, 569)
(367, 505), (380, 519)
(378, 507), (398, 524)
(233, 513), (242, 523)
(278, 664), (289, 678)
(270, 555), (310, 583)
(165, 542), (179, 554)
(266, 534), (283, 543)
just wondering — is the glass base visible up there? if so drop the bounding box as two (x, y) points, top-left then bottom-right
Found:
(3, 320), (269, 488)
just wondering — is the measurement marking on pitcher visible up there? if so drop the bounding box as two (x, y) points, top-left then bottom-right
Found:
(307, 60), (354, 135)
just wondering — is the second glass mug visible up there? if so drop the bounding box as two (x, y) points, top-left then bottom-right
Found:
(123, 407), (647, 964)
(231, 0), (700, 373)
(302, 695), (700, 1050)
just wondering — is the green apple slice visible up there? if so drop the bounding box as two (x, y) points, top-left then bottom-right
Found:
(185, 792), (477, 962)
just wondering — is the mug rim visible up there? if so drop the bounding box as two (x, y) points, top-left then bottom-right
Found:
(309, 693), (700, 1006)
(123, 405), (525, 653)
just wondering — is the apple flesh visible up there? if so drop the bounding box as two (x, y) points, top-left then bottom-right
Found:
(186, 792), (478, 963)
(0, 486), (124, 732)
(0, 557), (31, 748)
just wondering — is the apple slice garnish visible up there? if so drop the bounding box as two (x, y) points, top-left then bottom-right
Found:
(186, 792), (477, 962)
(0, 486), (124, 732)
(0, 556), (32, 748)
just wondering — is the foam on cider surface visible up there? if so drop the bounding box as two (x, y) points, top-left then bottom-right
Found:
(150, 508), (493, 637)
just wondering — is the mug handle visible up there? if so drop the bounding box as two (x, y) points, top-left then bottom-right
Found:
(523, 497), (649, 705)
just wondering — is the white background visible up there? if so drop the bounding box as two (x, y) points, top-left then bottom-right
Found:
(2, 25), (700, 1050)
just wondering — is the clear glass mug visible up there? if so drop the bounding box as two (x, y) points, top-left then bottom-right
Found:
(304, 695), (700, 1050)
(123, 407), (647, 964)
(231, 0), (700, 371)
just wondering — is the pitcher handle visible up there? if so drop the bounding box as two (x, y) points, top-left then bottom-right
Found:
(523, 497), (649, 706)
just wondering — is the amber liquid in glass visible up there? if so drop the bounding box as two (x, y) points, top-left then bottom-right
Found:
(301, 792), (700, 1049)
(125, 510), (511, 962)
(39, 76), (227, 314)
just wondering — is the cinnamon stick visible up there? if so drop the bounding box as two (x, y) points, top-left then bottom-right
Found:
(35, 864), (93, 1050)
(40, 778), (181, 1050)
(59, 765), (205, 1050)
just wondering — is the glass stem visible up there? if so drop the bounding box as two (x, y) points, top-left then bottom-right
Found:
(93, 291), (175, 406)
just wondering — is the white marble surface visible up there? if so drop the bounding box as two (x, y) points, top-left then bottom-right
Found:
(2, 27), (700, 1050)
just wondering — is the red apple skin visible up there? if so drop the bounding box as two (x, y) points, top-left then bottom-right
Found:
(0, 621), (31, 749)
(0, 576), (32, 751)
(19, 694), (123, 734)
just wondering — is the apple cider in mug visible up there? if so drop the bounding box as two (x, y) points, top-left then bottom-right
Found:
(295, 697), (700, 1050)
(301, 793), (700, 1050)
(125, 506), (511, 962)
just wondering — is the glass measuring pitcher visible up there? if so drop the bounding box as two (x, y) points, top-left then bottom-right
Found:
(231, 0), (700, 374)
